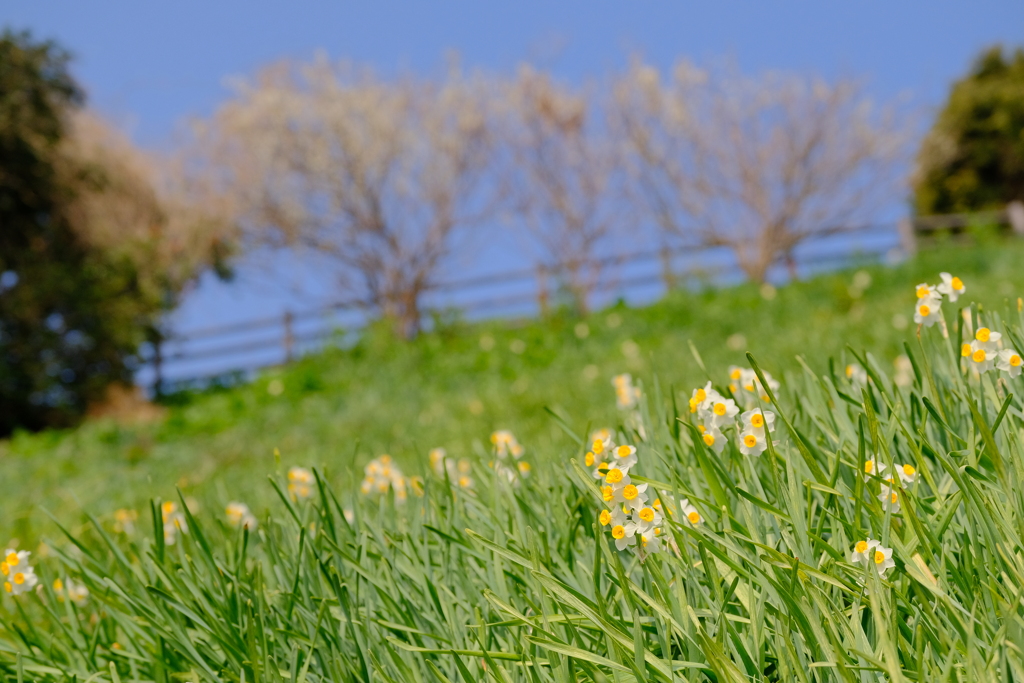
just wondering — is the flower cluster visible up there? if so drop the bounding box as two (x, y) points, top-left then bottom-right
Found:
(689, 381), (776, 457)
(113, 508), (138, 534)
(162, 501), (188, 546)
(429, 447), (473, 489)
(288, 467), (315, 501)
(845, 363), (868, 389)
(1, 550), (38, 596)
(53, 577), (89, 605)
(850, 539), (895, 577)
(863, 458), (918, 514)
(960, 326), (1021, 378)
(612, 374), (642, 410)
(589, 434), (665, 556)
(490, 431), (531, 483)
(727, 366), (780, 408)
(913, 272), (965, 327)
(360, 455), (418, 502)
(226, 501), (258, 530)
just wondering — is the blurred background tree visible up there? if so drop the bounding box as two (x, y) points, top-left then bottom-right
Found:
(0, 31), (235, 436)
(914, 45), (1024, 214)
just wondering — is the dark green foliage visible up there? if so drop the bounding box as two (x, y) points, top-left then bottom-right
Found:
(915, 45), (1024, 214)
(0, 31), (154, 435)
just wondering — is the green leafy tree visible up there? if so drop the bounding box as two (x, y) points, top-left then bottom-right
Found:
(0, 32), (197, 435)
(915, 45), (1024, 214)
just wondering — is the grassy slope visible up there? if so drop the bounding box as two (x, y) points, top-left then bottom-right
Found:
(4, 240), (1024, 540)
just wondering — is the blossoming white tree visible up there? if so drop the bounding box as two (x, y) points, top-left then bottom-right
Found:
(194, 58), (501, 338)
(613, 60), (912, 283)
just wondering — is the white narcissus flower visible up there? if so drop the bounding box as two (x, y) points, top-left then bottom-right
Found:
(681, 499), (702, 525)
(914, 294), (942, 327)
(863, 459), (887, 481)
(937, 272), (965, 302)
(738, 428), (768, 457)
(610, 522), (636, 551)
(846, 363), (868, 388)
(688, 381), (716, 414)
(708, 396), (740, 428)
(611, 444), (638, 471)
(997, 349), (1023, 378)
(895, 463), (919, 485)
(914, 283), (937, 301)
(639, 527), (663, 554)
(161, 501), (188, 546)
(740, 408), (775, 433)
(1, 550), (38, 596)
(850, 538), (880, 564)
(879, 482), (901, 514)
(697, 423), (726, 454)
(851, 539), (895, 576)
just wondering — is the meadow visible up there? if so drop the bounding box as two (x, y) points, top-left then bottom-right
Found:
(2, 239), (1024, 680)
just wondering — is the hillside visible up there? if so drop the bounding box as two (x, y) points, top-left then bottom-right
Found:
(3, 239), (1024, 540)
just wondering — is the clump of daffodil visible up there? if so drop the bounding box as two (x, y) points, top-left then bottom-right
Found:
(593, 437), (662, 558)
(288, 467), (315, 501)
(850, 539), (895, 577)
(490, 430), (531, 484)
(612, 373), (642, 410)
(997, 348), (1023, 377)
(161, 501), (188, 546)
(727, 366), (780, 408)
(53, 577), (89, 605)
(429, 447), (474, 489)
(964, 326), (1001, 373)
(913, 273), (966, 329)
(361, 455), (420, 502)
(688, 377), (777, 457)
(112, 508), (137, 534)
(737, 407), (776, 457)
(2, 549), (38, 596)
(878, 478), (902, 514)
(913, 282), (943, 327)
(226, 502), (258, 530)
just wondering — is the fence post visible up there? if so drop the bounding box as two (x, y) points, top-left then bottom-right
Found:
(897, 217), (917, 257)
(151, 331), (163, 399)
(1008, 201), (1024, 236)
(536, 265), (549, 315)
(283, 310), (295, 362)
(659, 243), (677, 291)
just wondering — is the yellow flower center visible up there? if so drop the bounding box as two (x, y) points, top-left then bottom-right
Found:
(162, 502), (175, 515)
(13, 573), (24, 585)
(713, 403), (727, 416)
(6, 553), (19, 567)
(0, 563), (6, 577)
(593, 439), (606, 454)
(703, 433), (716, 447)
(639, 507), (655, 522)
(951, 277), (963, 290)
(1011, 355), (1022, 367)
(615, 445), (632, 458)
(688, 397), (699, 413)
(845, 365), (854, 378)
(611, 525), (626, 539)
(687, 511), (700, 524)
(889, 492), (898, 504)
(855, 541), (868, 553)
(3, 582), (9, 593)
(605, 469), (623, 484)
(976, 328), (991, 342)
(864, 461), (874, 473)
(918, 304), (930, 316)
(622, 485), (639, 500)
(584, 452), (595, 467)
(973, 349), (987, 363)
(599, 510), (611, 526)
(730, 368), (742, 380)
(916, 285), (930, 298)
(695, 389), (706, 402)
(458, 476), (471, 487)
(873, 550), (886, 564)
(750, 414), (764, 428)
(53, 579), (63, 591)
(744, 384), (755, 392)
(517, 462), (531, 473)
(961, 343), (972, 357)
(902, 464), (915, 476)
(743, 434), (758, 448)
(602, 486), (614, 502)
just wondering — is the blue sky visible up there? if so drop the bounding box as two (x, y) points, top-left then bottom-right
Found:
(4, 1), (1023, 382)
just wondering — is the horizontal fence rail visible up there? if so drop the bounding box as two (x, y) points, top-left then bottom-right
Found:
(142, 203), (1024, 394)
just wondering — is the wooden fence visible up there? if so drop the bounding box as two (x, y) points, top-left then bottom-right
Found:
(144, 203), (1024, 394)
